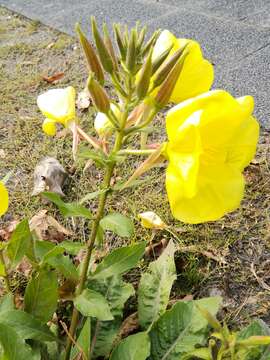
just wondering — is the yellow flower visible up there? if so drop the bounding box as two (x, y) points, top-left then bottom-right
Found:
(165, 90), (259, 224)
(138, 211), (167, 229)
(37, 86), (76, 136)
(0, 181), (8, 216)
(152, 30), (214, 103)
(94, 103), (120, 137)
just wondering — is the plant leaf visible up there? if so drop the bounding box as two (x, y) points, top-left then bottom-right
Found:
(0, 323), (33, 360)
(138, 240), (176, 329)
(70, 317), (91, 360)
(74, 289), (113, 320)
(149, 297), (221, 360)
(24, 269), (58, 323)
(100, 213), (134, 238)
(0, 292), (14, 313)
(79, 189), (107, 204)
(43, 192), (92, 219)
(59, 241), (86, 255)
(91, 242), (146, 280)
(0, 310), (56, 341)
(7, 219), (32, 268)
(89, 276), (134, 358)
(44, 253), (79, 281)
(110, 332), (150, 360)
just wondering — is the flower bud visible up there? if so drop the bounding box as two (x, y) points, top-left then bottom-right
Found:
(141, 29), (161, 57)
(113, 24), (126, 60)
(138, 211), (167, 229)
(87, 74), (110, 113)
(154, 51), (189, 108)
(137, 26), (147, 53)
(153, 43), (189, 88)
(42, 118), (57, 136)
(136, 48), (153, 100)
(76, 23), (104, 84)
(91, 17), (114, 74)
(152, 43), (173, 74)
(126, 28), (137, 73)
(103, 23), (118, 71)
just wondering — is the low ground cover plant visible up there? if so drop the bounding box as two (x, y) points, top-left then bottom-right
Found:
(0, 17), (268, 360)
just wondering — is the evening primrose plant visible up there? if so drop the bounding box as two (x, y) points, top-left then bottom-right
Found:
(0, 18), (263, 360)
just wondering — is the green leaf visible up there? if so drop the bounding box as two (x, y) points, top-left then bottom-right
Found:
(24, 269), (58, 323)
(182, 348), (212, 360)
(0, 310), (56, 341)
(89, 276), (134, 358)
(42, 246), (65, 262)
(70, 318), (91, 360)
(149, 297), (221, 360)
(0, 293), (14, 313)
(74, 289), (113, 320)
(34, 240), (55, 261)
(44, 253), (79, 281)
(43, 192), (92, 219)
(91, 242), (146, 279)
(0, 323), (33, 359)
(100, 213), (134, 238)
(59, 241), (85, 255)
(110, 332), (150, 360)
(0, 260), (6, 276)
(138, 240), (176, 329)
(7, 219), (32, 268)
(79, 189), (107, 204)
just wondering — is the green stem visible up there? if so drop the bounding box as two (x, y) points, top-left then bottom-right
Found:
(0, 251), (11, 293)
(118, 149), (155, 156)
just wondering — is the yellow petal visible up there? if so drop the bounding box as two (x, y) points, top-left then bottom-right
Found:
(0, 181), (8, 216)
(138, 211), (167, 229)
(166, 163), (244, 224)
(152, 30), (177, 61)
(42, 118), (57, 136)
(37, 86), (76, 124)
(94, 103), (119, 137)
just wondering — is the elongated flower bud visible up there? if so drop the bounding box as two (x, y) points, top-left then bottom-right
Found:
(113, 23), (126, 60)
(87, 74), (110, 113)
(126, 28), (137, 73)
(153, 43), (189, 88)
(103, 23), (118, 71)
(91, 17), (114, 74)
(76, 23), (104, 84)
(152, 43), (173, 74)
(155, 52), (189, 108)
(137, 26), (147, 52)
(141, 29), (161, 57)
(136, 48), (153, 100)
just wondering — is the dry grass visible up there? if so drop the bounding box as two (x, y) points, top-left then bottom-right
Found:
(0, 6), (270, 328)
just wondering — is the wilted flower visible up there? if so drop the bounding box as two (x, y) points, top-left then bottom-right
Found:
(152, 30), (214, 103)
(138, 211), (167, 229)
(94, 103), (120, 137)
(37, 86), (76, 136)
(0, 181), (8, 216)
(165, 90), (259, 224)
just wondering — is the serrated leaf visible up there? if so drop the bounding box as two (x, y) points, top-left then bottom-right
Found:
(7, 219), (32, 268)
(89, 276), (134, 358)
(74, 289), (113, 320)
(110, 332), (150, 360)
(0, 323), (33, 360)
(100, 213), (134, 238)
(43, 192), (92, 219)
(91, 242), (146, 279)
(70, 317), (91, 360)
(138, 240), (176, 329)
(149, 297), (221, 360)
(0, 310), (56, 341)
(24, 269), (58, 323)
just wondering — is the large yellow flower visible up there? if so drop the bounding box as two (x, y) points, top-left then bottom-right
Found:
(0, 182), (8, 216)
(165, 90), (259, 224)
(152, 30), (214, 103)
(37, 86), (76, 136)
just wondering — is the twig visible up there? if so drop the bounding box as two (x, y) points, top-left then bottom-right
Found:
(251, 263), (270, 291)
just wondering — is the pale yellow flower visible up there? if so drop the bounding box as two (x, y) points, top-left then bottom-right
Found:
(138, 211), (167, 229)
(0, 181), (8, 216)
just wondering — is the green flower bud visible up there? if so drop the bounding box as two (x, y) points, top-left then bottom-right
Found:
(113, 23), (126, 60)
(87, 74), (110, 113)
(126, 28), (137, 73)
(76, 23), (104, 84)
(153, 42), (188, 88)
(103, 23), (118, 71)
(154, 51), (189, 108)
(141, 29), (161, 57)
(91, 17), (114, 74)
(136, 48), (153, 100)
(152, 43), (173, 74)
(137, 26), (147, 53)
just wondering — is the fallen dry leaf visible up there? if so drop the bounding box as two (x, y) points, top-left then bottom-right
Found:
(118, 312), (139, 339)
(30, 210), (72, 242)
(0, 220), (19, 241)
(42, 72), (64, 83)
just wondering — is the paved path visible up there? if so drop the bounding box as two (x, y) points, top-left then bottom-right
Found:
(1, 0), (270, 128)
